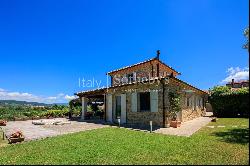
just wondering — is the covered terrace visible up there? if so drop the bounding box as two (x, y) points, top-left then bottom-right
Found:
(75, 88), (108, 121)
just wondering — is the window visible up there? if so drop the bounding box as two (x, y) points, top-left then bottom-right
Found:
(196, 96), (199, 110)
(200, 98), (203, 108)
(192, 96), (195, 110)
(187, 97), (191, 107)
(193, 96), (196, 110)
(196, 97), (199, 108)
(121, 74), (128, 84)
(127, 73), (134, 83)
(139, 92), (150, 112)
(199, 97), (202, 107)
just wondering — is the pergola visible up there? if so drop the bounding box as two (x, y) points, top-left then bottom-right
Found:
(75, 88), (108, 121)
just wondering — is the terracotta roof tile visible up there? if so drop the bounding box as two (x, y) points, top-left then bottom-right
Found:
(107, 57), (180, 75)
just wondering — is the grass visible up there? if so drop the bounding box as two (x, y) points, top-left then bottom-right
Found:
(0, 118), (248, 165)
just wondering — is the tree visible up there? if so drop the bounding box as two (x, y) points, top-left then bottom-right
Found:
(69, 98), (81, 117)
(243, 27), (249, 51)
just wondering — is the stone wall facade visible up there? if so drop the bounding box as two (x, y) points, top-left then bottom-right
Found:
(106, 77), (207, 127)
(181, 108), (205, 122)
(109, 59), (179, 86)
(168, 78), (207, 123)
(107, 81), (164, 127)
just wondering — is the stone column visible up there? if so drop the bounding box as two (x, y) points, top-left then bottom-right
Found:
(81, 97), (87, 120)
(104, 94), (106, 121)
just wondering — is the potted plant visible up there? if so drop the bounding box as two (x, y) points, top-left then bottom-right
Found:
(211, 117), (217, 122)
(170, 114), (181, 128)
(169, 91), (182, 128)
(8, 130), (25, 144)
(0, 120), (7, 126)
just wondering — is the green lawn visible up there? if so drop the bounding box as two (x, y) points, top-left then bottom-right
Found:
(0, 118), (248, 165)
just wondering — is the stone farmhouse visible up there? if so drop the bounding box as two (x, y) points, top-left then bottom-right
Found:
(75, 51), (208, 127)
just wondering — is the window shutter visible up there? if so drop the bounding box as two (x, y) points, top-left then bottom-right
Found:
(121, 94), (127, 124)
(131, 92), (137, 112)
(194, 96), (197, 110)
(150, 91), (158, 112)
(189, 97), (192, 108)
(199, 97), (202, 107)
(107, 94), (113, 122)
(192, 96), (195, 110)
(133, 72), (137, 82)
(196, 96), (199, 108)
(185, 97), (188, 107)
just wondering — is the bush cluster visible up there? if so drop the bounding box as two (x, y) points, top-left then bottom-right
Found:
(0, 105), (69, 121)
(209, 86), (249, 117)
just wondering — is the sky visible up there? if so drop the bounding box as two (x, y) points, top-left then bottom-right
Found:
(0, 0), (249, 103)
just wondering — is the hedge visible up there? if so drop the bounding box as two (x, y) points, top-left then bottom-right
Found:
(209, 86), (249, 117)
(0, 106), (69, 121)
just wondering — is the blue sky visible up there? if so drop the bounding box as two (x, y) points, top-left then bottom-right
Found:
(0, 0), (249, 103)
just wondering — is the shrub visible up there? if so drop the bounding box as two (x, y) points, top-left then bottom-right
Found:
(90, 104), (98, 112)
(72, 106), (81, 116)
(0, 105), (70, 121)
(168, 91), (181, 120)
(23, 112), (32, 117)
(42, 109), (69, 118)
(209, 86), (249, 117)
(87, 105), (93, 112)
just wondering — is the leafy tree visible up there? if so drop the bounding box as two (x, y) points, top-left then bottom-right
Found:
(209, 86), (231, 96)
(243, 27), (249, 51)
(69, 98), (82, 117)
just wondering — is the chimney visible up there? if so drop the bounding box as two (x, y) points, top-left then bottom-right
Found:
(156, 50), (160, 60)
(231, 79), (235, 87)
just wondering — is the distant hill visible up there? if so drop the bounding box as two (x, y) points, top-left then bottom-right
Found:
(53, 103), (69, 106)
(0, 100), (68, 106)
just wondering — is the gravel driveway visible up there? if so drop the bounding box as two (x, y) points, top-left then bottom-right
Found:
(1, 113), (213, 141)
(1, 118), (109, 141)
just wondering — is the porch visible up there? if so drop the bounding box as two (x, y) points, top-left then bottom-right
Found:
(76, 88), (107, 121)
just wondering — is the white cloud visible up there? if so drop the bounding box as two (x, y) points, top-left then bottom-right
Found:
(65, 95), (77, 101)
(44, 93), (67, 103)
(0, 91), (41, 102)
(46, 96), (57, 100)
(0, 88), (75, 104)
(221, 67), (249, 84)
(57, 93), (65, 97)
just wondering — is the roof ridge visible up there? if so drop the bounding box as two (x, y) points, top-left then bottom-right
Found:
(107, 58), (155, 74)
(107, 57), (180, 75)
